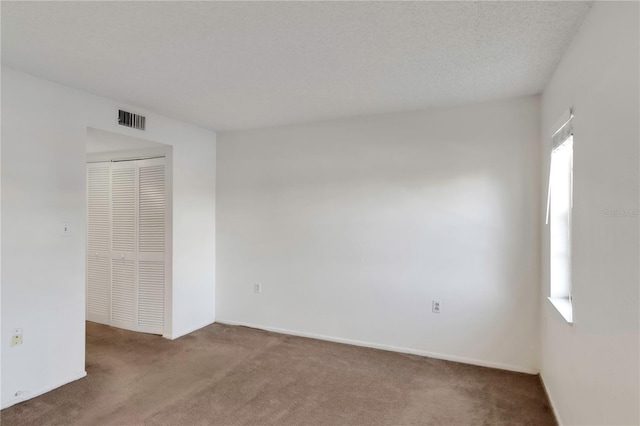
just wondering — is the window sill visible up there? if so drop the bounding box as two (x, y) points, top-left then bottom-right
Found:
(548, 297), (573, 324)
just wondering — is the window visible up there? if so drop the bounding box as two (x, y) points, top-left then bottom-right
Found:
(546, 112), (573, 323)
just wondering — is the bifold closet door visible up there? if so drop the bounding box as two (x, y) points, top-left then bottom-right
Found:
(136, 158), (165, 335)
(87, 158), (166, 335)
(110, 161), (138, 331)
(86, 163), (111, 325)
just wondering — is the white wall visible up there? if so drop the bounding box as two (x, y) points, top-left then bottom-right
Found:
(86, 127), (168, 154)
(1, 68), (216, 408)
(217, 95), (541, 373)
(540, 3), (639, 425)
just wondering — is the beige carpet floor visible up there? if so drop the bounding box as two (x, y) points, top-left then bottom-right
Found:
(1, 322), (556, 425)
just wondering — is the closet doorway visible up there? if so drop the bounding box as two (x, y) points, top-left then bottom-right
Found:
(86, 128), (172, 336)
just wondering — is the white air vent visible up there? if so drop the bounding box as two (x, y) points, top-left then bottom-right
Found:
(118, 109), (146, 130)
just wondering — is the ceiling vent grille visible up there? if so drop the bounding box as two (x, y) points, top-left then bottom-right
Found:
(118, 109), (146, 131)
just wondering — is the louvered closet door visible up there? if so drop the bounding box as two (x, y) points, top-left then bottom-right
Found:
(110, 161), (138, 331)
(87, 163), (111, 325)
(136, 158), (165, 334)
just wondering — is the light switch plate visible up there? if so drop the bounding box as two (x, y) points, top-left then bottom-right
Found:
(61, 222), (71, 236)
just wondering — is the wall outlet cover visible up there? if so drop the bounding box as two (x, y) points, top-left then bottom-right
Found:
(11, 333), (23, 346)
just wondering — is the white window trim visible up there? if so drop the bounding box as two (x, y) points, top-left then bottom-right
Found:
(546, 109), (574, 325)
(548, 297), (573, 324)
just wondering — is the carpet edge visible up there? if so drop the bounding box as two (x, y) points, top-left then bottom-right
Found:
(1, 371), (87, 410)
(216, 319), (539, 375)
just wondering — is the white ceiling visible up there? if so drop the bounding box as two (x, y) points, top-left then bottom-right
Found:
(2, 1), (591, 132)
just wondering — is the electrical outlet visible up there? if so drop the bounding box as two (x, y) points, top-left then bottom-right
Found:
(432, 299), (441, 314)
(254, 282), (262, 294)
(11, 332), (23, 347)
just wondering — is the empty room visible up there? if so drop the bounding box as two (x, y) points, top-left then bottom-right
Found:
(1, 1), (638, 425)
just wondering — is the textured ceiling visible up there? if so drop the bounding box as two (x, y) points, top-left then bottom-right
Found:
(2, 1), (591, 132)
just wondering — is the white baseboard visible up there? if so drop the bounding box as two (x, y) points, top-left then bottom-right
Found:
(1, 371), (87, 410)
(165, 319), (216, 340)
(216, 319), (539, 375)
(540, 372), (564, 425)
